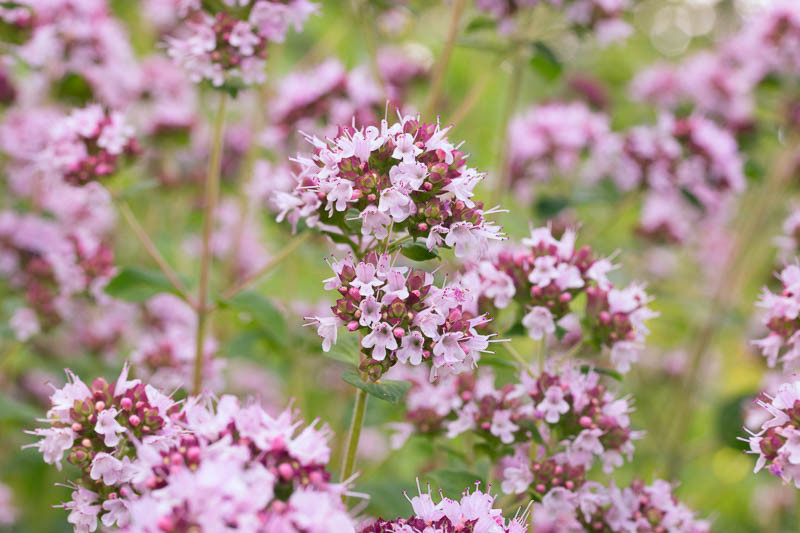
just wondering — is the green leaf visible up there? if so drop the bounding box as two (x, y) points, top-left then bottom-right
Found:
(466, 16), (497, 32)
(529, 41), (562, 81)
(505, 322), (527, 337)
(0, 394), (41, 422)
(400, 241), (439, 262)
(425, 469), (486, 496)
(341, 370), (411, 403)
(325, 334), (360, 367)
(535, 195), (569, 219)
(322, 231), (355, 246)
(579, 365), (623, 381)
(221, 291), (287, 345)
(343, 208), (363, 232)
(105, 267), (181, 302)
(517, 419), (546, 446)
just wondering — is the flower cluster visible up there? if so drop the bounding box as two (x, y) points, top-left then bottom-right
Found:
(459, 225), (656, 373)
(309, 252), (494, 380)
(166, 1), (318, 88)
(357, 481), (527, 533)
(13, 0), (141, 107)
(532, 480), (710, 532)
(751, 263), (800, 369)
(278, 114), (505, 257)
(391, 362), (639, 495)
(127, 397), (352, 532)
(39, 105), (138, 186)
(26, 365), (354, 533)
(24, 364), (173, 531)
(0, 212), (115, 339)
(476, 0), (631, 43)
(745, 379), (800, 488)
(507, 102), (611, 202)
(586, 114), (745, 243)
(754, 1), (800, 77)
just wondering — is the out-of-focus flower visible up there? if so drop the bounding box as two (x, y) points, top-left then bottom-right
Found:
(508, 102), (611, 191)
(0, 482), (16, 527)
(476, 0), (631, 44)
(131, 293), (222, 392)
(0, 212), (116, 335)
(38, 105), (139, 186)
(530, 479), (710, 532)
(166, 1), (318, 88)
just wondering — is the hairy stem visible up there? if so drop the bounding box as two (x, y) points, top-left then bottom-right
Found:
(424, 0), (468, 117)
(193, 92), (227, 395)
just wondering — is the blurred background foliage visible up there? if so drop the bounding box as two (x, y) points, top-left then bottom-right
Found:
(1, 0), (798, 531)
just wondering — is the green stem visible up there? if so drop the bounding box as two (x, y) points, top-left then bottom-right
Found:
(193, 91), (227, 396)
(340, 386), (368, 483)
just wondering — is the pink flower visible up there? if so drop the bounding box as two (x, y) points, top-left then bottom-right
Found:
(362, 322), (398, 361)
(537, 386), (570, 424)
(397, 331), (425, 365)
(522, 306), (556, 340)
(94, 408), (125, 447)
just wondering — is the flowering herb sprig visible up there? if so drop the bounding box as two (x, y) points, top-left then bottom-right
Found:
(459, 225), (656, 373)
(26, 364), (355, 533)
(390, 363), (640, 499)
(308, 252), (496, 381)
(277, 113), (505, 259)
(25, 364), (175, 531)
